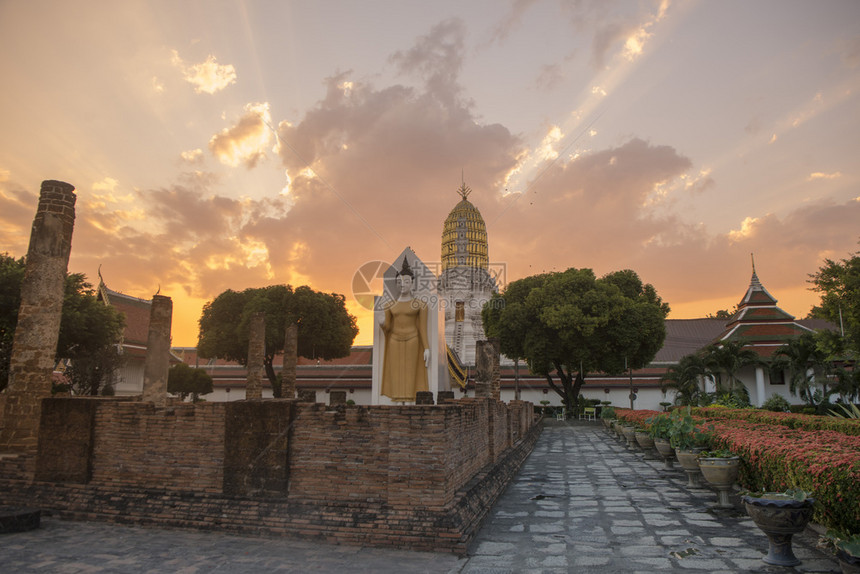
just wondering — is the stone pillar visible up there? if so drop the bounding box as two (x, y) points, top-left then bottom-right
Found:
(755, 366), (766, 408)
(415, 391), (434, 405)
(281, 322), (297, 398)
(474, 340), (493, 398)
(437, 391), (455, 404)
(245, 312), (265, 400)
(141, 294), (173, 405)
(1, 180), (76, 452)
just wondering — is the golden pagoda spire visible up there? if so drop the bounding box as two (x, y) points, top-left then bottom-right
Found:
(457, 180), (471, 200)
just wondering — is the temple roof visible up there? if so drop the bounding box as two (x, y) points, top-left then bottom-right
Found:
(713, 259), (817, 357)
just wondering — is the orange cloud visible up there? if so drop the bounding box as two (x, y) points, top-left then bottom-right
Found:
(209, 103), (272, 168)
(171, 50), (237, 95)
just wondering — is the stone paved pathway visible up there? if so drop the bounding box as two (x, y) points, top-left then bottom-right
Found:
(464, 420), (840, 573)
(0, 421), (843, 573)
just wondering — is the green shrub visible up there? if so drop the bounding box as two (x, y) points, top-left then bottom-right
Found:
(761, 395), (791, 412)
(600, 406), (616, 420)
(790, 404), (817, 415)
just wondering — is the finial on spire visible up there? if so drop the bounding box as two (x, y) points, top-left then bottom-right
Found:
(751, 253), (756, 274)
(457, 180), (472, 200)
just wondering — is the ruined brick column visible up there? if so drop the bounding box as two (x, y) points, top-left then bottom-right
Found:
(141, 294), (173, 405)
(489, 338), (501, 401)
(245, 312), (265, 400)
(329, 390), (346, 406)
(474, 340), (493, 398)
(281, 322), (297, 398)
(0, 180), (76, 452)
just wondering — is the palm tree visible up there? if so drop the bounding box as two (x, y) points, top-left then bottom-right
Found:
(702, 340), (760, 398)
(771, 332), (833, 406)
(661, 353), (709, 406)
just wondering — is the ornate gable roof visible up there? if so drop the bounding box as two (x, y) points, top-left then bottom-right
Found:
(713, 258), (815, 357)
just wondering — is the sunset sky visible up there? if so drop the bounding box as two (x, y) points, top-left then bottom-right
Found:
(1, 0), (858, 348)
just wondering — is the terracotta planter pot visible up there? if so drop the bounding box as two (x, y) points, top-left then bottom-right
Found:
(674, 448), (704, 488)
(698, 456), (739, 508)
(741, 493), (815, 567)
(653, 438), (675, 469)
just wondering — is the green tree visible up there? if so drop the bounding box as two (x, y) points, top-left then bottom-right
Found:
(809, 243), (860, 356)
(483, 268), (669, 411)
(707, 307), (737, 320)
(701, 340), (759, 398)
(0, 254), (125, 394)
(167, 363), (214, 402)
(771, 332), (834, 406)
(197, 284), (358, 397)
(661, 353), (709, 406)
(0, 254), (27, 391)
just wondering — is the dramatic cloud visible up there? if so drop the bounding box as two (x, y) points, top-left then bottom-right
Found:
(171, 50), (237, 94)
(208, 103), (273, 168)
(390, 18), (466, 99)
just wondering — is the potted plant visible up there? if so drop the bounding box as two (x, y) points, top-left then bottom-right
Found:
(740, 489), (815, 567)
(600, 405), (616, 429)
(634, 425), (656, 458)
(825, 530), (860, 574)
(697, 448), (741, 508)
(620, 422), (638, 450)
(667, 407), (712, 487)
(646, 413), (675, 469)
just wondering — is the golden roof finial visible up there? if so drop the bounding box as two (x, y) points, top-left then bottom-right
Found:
(457, 179), (471, 200)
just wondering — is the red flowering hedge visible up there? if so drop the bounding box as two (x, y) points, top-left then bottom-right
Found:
(689, 407), (860, 436)
(615, 408), (660, 427)
(614, 408), (860, 533)
(709, 420), (860, 534)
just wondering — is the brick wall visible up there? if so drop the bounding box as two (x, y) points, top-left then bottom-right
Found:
(1, 396), (538, 553)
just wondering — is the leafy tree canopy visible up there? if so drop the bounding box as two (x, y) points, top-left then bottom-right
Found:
(0, 253), (125, 394)
(167, 363), (213, 402)
(483, 267), (669, 410)
(809, 243), (860, 356)
(707, 307), (737, 320)
(197, 284), (358, 397)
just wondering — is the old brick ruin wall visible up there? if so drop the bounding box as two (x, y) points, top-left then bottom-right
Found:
(0, 396), (538, 553)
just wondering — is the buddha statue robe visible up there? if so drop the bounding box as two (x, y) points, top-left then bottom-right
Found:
(380, 298), (429, 402)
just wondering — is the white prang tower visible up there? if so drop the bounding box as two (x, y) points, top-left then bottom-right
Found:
(439, 182), (497, 366)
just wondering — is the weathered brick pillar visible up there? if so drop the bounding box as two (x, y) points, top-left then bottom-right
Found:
(474, 340), (494, 398)
(489, 338), (501, 401)
(1, 181), (76, 452)
(245, 312), (265, 400)
(329, 390), (346, 406)
(141, 294), (173, 405)
(415, 391), (434, 405)
(281, 322), (297, 398)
